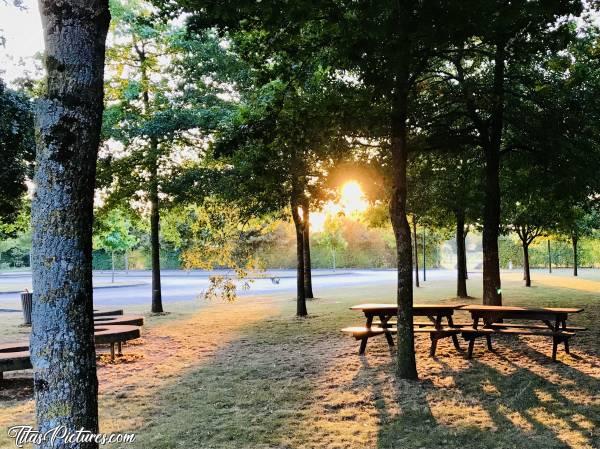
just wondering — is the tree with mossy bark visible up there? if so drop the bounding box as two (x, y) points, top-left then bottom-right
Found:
(31, 1), (110, 447)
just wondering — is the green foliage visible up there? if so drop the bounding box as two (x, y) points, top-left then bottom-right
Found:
(0, 80), (33, 234)
(93, 208), (138, 254)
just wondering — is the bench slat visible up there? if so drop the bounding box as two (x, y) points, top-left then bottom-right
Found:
(461, 328), (575, 337)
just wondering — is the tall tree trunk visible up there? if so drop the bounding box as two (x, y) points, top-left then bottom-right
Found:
(31, 2), (110, 447)
(456, 210), (468, 298)
(523, 241), (531, 287)
(547, 239), (552, 274)
(572, 233), (578, 277)
(482, 41), (505, 306)
(302, 200), (314, 299)
(464, 226), (469, 280)
(138, 44), (163, 313)
(422, 230), (426, 282)
(390, 84), (417, 380)
(291, 194), (307, 316)
(412, 216), (420, 287)
(149, 149), (163, 313)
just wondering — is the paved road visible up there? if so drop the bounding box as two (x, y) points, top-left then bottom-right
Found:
(0, 269), (462, 307)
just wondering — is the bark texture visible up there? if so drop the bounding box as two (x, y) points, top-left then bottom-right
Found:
(390, 76), (417, 379)
(302, 200), (314, 299)
(291, 190), (307, 317)
(522, 242), (531, 287)
(31, 2), (110, 448)
(455, 211), (468, 298)
(481, 42), (505, 306)
(149, 148), (163, 313)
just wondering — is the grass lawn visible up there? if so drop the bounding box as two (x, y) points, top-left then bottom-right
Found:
(0, 270), (598, 449)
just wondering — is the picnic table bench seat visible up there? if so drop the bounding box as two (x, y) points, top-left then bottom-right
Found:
(94, 314), (145, 327)
(374, 319), (473, 328)
(0, 325), (143, 380)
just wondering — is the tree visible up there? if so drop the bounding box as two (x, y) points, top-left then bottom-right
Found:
(440, 0), (583, 305)
(316, 214), (347, 271)
(214, 73), (348, 316)
(100, 1), (231, 312)
(407, 147), (483, 297)
(0, 79), (33, 231)
(558, 207), (599, 277)
(93, 208), (138, 282)
(30, 1), (110, 447)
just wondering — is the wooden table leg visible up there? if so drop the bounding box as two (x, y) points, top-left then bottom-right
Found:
(561, 318), (570, 354)
(117, 341), (123, 356)
(430, 334), (438, 357)
(359, 315), (373, 355)
(486, 335), (493, 351)
(467, 337), (475, 359)
(552, 336), (558, 361)
(379, 314), (395, 348)
(447, 316), (462, 351)
(110, 343), (115, 361)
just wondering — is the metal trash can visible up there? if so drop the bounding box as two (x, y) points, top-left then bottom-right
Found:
(20, 291), (32, 325)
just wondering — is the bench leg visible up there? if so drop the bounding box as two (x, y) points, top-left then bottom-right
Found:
(467, 338), (475, 359)
(452, 334), (461, 351)
(429, 335), (438, 357)
(359, 337), (368, 355)
(0, 371), (3, 381)
(110, 343), (115, 361)
(117, 341), (123, 356)
(552, 337), (558, 362)
(486, 335), (493, 351)
(564, 338), (570, 354)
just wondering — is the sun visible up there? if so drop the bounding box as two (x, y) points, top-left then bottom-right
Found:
(340, 181), (368, 214)
(310, 181), (368, 233)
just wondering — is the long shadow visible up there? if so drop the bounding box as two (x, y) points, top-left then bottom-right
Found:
(363, 329), (600, 449)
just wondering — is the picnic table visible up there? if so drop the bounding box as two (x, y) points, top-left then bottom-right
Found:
(343, 303), (465, 356)
(459, 305), (585, 361)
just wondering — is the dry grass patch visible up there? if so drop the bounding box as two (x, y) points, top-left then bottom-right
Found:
(0, 273), (598, 449)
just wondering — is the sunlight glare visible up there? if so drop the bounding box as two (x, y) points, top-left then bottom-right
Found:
(309, 181), (368, 233)
(340, 181), (368, 214)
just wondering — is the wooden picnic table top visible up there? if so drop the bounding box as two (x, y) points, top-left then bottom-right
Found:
(460, 305), (583, 314)
(350, 303), (466, 312)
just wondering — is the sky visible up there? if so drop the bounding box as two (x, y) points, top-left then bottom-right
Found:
(0, 0), (43, 85)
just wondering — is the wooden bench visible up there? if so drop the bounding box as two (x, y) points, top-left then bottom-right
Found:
(460, 305), (584, 361)
(342, 325), (462, 356)
(0, 325), (142, 380)
(94, 314), (145, 327)
(94, 325), (142, 360)
(0, 343), (31, 380)
(93, 309), (124, 317)
(346, 303), (466, 356)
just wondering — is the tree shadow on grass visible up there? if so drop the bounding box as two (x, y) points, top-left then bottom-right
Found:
(372, 334), (599, 449)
